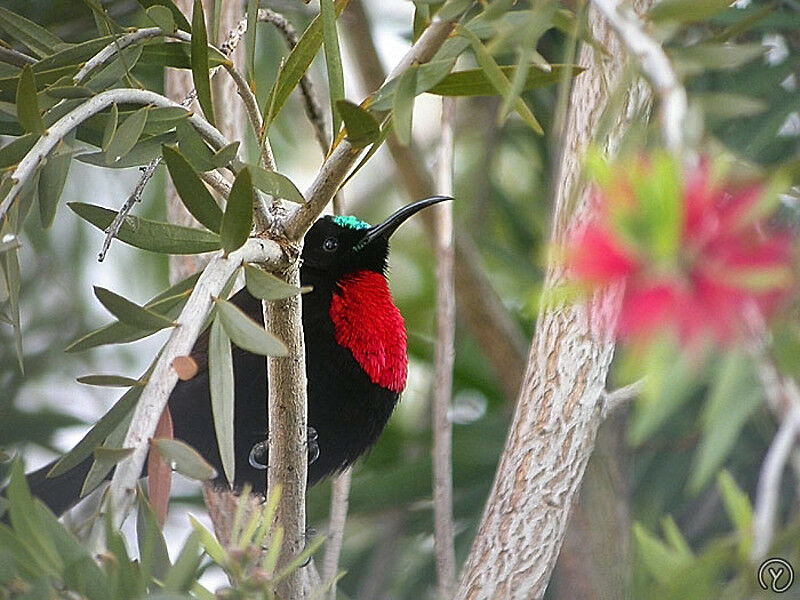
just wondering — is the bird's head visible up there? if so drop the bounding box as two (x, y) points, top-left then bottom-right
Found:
(301, 195), (452, 277)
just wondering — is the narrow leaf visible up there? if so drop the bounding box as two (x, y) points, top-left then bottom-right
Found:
(105, 106), (149, 165)
(249, 165), (305, 204)
(152, 439), (218, 481)
(0, 133), (37, 168)
(191, 0), (215, 127)
(176, 119), (215, 171)
(101, 103), (118, 151)
(69, 202), (221, 254)
(220, 167), (253, 254)
(163, 531), (202, 592)
(0, 7), (66, 58)
(189, 515), (227, 565)
(162, 144), (222, 232)
(146, 5), (176, 32)
(136, 0), (192, 32)
(245, 264), (310, 300)
(77, 374), (140, 387)
(320, 0), (345, 140)
(38, 149), (72, 228)
(215, 297), (288, 356)
(245, 0), (258, 84)
(336, 100), (381, 148)
(210, 141), (240, 169)
(209, 318), (235, 486)
(393, 66), (418, 146)
(15, 65), (44, 134)
(94, 286), (176, 331)
(136, 488), (171, 582)
(48, 386), (142, 477)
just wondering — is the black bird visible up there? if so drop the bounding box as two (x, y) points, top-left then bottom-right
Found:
(22, 196), (451, 516)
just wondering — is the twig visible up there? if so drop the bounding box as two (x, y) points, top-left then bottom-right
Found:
(589, 0), (687, 152)
(321, 468), (352, 600)
(88, 237), (285, 546)
(258, 8), (330, 155)
(432, 96), (457, 598)
(0, 88), (231, 223)
(601, 378), (645, 418)
(200, 169), (232, 197)
(752, 403), (800, 560)
(0, 45), (35, 67)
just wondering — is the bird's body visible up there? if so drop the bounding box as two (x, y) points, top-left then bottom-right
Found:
(22, 197), (448, 515)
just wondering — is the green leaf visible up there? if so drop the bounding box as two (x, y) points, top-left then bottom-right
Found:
(80, 131), (178, 169)
(83, 405), (133, 498)
(671, 43), (763, 73)
(245, 0), (258, 85)
(695, 92), (768, 119)
(77, 374), (141, 387)
(220, 167), (254, 254)
(15, 65), (44, 134)
(45, 85), (95, 99)
(146, 5), (176, 32)
(337, 100), (381, 148)
(393, 66), (418, 146)
(85, 44), (144, 93)
(105, 106), (149, 165)
(717, 470), (753, 554)
(191, 0), (215, 127)
(152, 439), (217, 481)
(94, 286), (176, 332)
(136, 488), (171, 582)
(210, 141), (240, 169)
(214, 297), (288, 356)
(264, 0), (349, 129)
(163, 531), (202, 592)
(176, 119), (216, 171)
(0, 7), (67, 59)
(0, 132), (37, 168)
(245, 264), (310, 300)
(102, 103), (118, 151)
(7, 460), (63, 573)
(457, 25), (543, 133)
(633, 522), (690, 583)
(689, 352), (762, 492)
(69, 202), (221, 254)
(209, 318), (235, 486)
(320, 0), (345, 141)
(437, 0), (474, 20)
(37, 149), (71, 228)
(140, 40), (229, 70)
(136, 0), (192, 32)
(2, 247), (23, 373)
(66, 273), (199, 352)
(162, 144), (222, 232)
(48, 386), (142, 477)
(189, 515), (227, 565)
(34, 35), (114, 73)
(249, 165), (305, 204)
(649, 0), (732, 23)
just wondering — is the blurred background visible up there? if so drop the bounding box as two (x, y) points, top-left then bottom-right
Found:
(2, 0), (800, 598)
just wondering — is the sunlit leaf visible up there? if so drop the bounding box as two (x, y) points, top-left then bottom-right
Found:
(209, 317), (235, 486)
(191, 0), (215, 127)
(220, 167), (253, 254)
(717, 470), (753, 555)
(649, 0), (732, 24)
(69, 202), (221, 254)
(162, 144), (222, 232)
(321, 0), (345, 140)
(214, 296), (288, 356)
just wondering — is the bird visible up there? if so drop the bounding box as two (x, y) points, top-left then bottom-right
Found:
(21, 195), (451, 517)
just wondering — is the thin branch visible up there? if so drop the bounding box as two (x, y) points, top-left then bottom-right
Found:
(200, 169), (233, 197)
(752, 403), (800, 560)
(321, 468), (352, 600)
(0, 45), (35, 67)
(589, 0), (687, 152)
(432, 96), (457, 598)
(601, 378), (645, 418)
(258, 8), (329, 155)
(0, 88), (231, 223)
(88, 237), (285, 547)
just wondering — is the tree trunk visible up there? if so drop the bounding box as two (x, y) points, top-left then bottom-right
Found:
(454, 1), (653, 597)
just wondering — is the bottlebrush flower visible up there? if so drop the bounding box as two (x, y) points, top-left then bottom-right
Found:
(567, 153), (795, 346)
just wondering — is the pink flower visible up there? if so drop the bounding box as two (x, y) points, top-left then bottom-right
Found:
(567, 157), (795, 346)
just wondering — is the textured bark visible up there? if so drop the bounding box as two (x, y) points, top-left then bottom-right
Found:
(453, 1), (653, 597)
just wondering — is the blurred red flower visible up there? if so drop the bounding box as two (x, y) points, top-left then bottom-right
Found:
(568, 156), (795, 345)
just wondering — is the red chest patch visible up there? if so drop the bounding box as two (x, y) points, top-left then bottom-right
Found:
(329, 271), (408, 393)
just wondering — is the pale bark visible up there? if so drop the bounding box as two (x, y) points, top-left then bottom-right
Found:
(454, 1), (653, 597)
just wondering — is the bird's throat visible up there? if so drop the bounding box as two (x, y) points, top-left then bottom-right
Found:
(329, 270), (408, 393)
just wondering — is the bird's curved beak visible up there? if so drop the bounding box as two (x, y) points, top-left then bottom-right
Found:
(356, 195), (453, 249)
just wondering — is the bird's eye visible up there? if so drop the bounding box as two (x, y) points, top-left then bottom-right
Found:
(323, 237), (339, 252)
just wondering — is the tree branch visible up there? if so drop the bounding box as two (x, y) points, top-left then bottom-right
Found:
(601, 378), (645, 418)
(321, 468), (352, 600)
(89, 237), (285, 545)
(431, 96), (457, 598)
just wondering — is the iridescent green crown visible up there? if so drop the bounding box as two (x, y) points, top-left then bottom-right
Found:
(332, 215), (370, 230)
